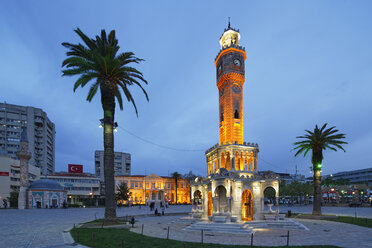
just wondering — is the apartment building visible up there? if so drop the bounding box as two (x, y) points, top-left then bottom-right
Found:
(0, 103), (55, 175)
(95, 150), (131, 182)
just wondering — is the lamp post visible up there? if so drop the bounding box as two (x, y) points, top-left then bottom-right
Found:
(99, 119), (118, 132)
(90, 188), (94, 207)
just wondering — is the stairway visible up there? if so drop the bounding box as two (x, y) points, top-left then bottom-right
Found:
(184, 219), (308, 234)
(184, 221), (253, 234)
(246, 219), (308, 230)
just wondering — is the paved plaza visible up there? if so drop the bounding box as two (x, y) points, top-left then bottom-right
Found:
(131, 215), (372, 248)
(0, 205), (371, 248)
(0, 205), (190, 248)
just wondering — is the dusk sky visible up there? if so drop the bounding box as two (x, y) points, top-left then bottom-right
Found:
(1, 1), (371, 178)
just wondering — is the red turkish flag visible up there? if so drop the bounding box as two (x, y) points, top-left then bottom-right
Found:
(68, 164), (83, 173)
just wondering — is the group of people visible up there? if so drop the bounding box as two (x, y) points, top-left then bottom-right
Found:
(149, 201), (168, 216)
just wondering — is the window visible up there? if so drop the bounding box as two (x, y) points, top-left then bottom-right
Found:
(234, 109), (239, 119)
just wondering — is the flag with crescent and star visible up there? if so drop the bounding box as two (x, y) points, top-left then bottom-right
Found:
(68, 164), (83, 173)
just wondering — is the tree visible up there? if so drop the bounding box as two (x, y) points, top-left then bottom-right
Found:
(182, 170), (199, 183)
(171, 172), (181, 204)
(322, 176), (336, 187)
(116, 182), (131, 204)
(293, 123), (347, 215)
(7, 191), (18, 208)
(61, 28), (148, 222)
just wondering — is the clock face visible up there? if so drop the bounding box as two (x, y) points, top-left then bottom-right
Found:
(232, 85), (241, 94)
(217, 64), (222, 74)
(234, 59), (241, 67)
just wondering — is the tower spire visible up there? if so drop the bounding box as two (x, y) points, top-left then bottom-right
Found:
(228, 17), (231, 29)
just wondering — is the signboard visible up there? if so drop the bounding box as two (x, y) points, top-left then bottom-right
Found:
(68, 164), (83, 173)
(0, 172), (9, 176)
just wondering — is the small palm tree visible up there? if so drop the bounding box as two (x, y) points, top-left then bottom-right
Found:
(293, 123), (347, 215)
(171, 172), (181, 204)
(62, 28), (148, 222)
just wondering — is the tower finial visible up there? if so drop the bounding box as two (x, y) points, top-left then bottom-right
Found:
(228, 17), (231, 29)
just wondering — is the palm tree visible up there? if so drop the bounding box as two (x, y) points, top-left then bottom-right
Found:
(171, 172), (181, 204)
(293, 123), (347, 215)
(61, 28), (148, 222)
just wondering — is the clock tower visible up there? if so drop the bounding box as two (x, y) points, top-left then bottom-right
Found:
(204, 22), (259, 175)
(215, 22), (246, 145)
(191, 23), (279, 223)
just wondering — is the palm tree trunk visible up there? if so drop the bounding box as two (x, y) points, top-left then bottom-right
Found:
(101, 85), (117, 222)
(312, 168), (322, 215)
(175, 178), (178, 204)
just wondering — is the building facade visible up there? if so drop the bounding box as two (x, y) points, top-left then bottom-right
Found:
(259, 171), (306, 184)
(95, 150), (131, 182)
(327, 168), (372, 185)
(191, 23), (279, 222)
(0, 153), (40, 207)
(42, 172), (101, 206)
(115, 174), (190, 205)
(27, 179), (67, 208)
(0, 103), (55, 175)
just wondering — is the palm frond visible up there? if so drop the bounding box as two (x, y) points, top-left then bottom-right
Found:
(73, 74), (95, 91)
(74, 28), (97, 50)
(120, 83), (138, 116)
(115, 89), (124, 110)
(86, 81), (99, 102)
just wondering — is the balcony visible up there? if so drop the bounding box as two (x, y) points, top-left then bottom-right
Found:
(35, 117), (44, 123)
(35, 143), (43, 148)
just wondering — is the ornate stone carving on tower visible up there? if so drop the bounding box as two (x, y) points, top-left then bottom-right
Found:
(190, 22), (280, 223)
(17, 127), (32, 209)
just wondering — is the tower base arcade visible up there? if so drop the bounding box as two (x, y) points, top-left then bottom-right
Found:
(191, 167), (279, 223)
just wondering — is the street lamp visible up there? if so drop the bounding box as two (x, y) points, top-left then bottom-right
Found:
(99, 119), (118, 133)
